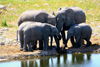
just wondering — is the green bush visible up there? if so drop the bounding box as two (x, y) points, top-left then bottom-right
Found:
(1, 20), (8, 27)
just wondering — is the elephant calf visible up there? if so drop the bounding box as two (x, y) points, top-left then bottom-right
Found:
(66, 23), (92, 48)
(17, 21), (61, 52)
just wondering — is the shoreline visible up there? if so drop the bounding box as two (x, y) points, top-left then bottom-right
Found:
(0, 44), (100, 62)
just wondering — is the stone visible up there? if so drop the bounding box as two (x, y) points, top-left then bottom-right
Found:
(0, 42), (5, 45)
(44, 3), (49, 6)
(0, 11), (2, 14)
(0, 5), (7, 10)
(1, 28), (9, 31)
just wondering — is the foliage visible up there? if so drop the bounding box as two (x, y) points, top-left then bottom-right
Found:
(0, 0), (100, 25)
(0, 0), (100, 39)
(1, 20), (8, 27)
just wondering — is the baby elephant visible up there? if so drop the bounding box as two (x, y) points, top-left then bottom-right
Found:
(65, 23), (92, 48)
(17, 21), (61, 52)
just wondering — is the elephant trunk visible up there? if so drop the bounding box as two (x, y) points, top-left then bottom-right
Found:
(56, 22), (63, 32)
(54, 34), (61, 40)
(65, 38), (69, 47)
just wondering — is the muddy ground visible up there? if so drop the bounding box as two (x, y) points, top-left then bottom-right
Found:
(0, 34), (100, 62)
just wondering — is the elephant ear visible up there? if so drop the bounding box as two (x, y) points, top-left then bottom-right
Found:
(74, 26), (81, 37)
(43, 24), (51, 37)
(51, 10), (55, 16)
(35, 10), (48, 23)
(65, 8), (75, 27)
(57, 8), (62, 11)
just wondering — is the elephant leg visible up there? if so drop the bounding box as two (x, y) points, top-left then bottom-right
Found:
(61, 29), (66, 45)
(81, 38), (85, 45)
(31, 41), (37, 50)
(23, 35), (28, 52)
(70, 36), (75, 48)
(50, 36), (53, 47)
(78, 39), (81, 48)
(54, 36), (60, 51)
(75, 36), (81, 48)
(23, 42), (28, 52)
(85, 39), (91, 47)
(19, 31), (24, 51)
(28, 42), (33, 52)
(39, 40), (43, 50)
(44, 37), (49, 51)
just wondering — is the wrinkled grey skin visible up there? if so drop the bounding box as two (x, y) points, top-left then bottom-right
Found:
(66, 23), (92, 48)
(17, 10), (56, 26)
(55, 6), (86, 47)
(17, 10), (57, 48)
(17, 21), (61, 51)
(16, 22), (35, 51)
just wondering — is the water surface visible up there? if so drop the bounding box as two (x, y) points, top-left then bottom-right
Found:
(0, 53), (100, 67)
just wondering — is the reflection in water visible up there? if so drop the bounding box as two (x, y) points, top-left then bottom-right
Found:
(72, 53), (91, 64)
(2, 53), (100, 67)
(20, 53), (91, 67)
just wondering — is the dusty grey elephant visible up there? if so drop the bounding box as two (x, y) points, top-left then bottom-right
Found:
(16, 22), (36, 51)
(55, 6), (86, 48)
(66, 23), (92, 48)
(17, 10), (56, 26)
(17, 21), (61, 51)
(17, 10), (57, 49)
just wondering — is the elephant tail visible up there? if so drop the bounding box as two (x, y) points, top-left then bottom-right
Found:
(16, 30), (18, 42)
(17, 17), (22, 26)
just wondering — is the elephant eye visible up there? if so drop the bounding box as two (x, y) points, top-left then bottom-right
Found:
(56, 18), (59, 21)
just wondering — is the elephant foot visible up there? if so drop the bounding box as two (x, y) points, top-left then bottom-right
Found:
(32, 46), (36, 50)
(29, 49), (33, 52)
(23, 49), (28, 52)
(56, 47), (60, 51)
(39, 47), (43, 50)
(85, 41), (91, 47)
(43, 48), (49, 51)
(85, 45), (90, 47)
(20, 48), (23, 51)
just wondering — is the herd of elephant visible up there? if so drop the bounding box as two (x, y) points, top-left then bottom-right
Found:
(16, 6), (92, 52)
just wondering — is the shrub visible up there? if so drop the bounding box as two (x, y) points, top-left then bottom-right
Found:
(1, 20), (8, 27)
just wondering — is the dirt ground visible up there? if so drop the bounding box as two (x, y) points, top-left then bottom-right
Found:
(0, 33), (100, 61)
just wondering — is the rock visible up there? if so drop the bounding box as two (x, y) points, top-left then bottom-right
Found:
(92, 33), (97, 36)
(0, 5), (7, 10)
(0, 31), (3, 33)
(44, 3), (49, 6)
(0, 11), (2, 14)
(1, 28), (9, 31)
(0, 42), (5, 45)
(0, 36), (4, 40)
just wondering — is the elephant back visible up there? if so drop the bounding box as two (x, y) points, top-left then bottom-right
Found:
(70, 6), (86, 24)
(17, 10), (48, 26)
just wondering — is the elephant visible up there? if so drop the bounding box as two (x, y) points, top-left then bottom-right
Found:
(17, 10), (57, 49)
(55, 6), (86, 48)
(65, 23), (92, 48)
(17, 21), (61, 51)
(16, 22), (36, 51)
(17, 10), (56, 26)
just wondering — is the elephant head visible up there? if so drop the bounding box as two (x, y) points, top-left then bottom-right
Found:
(56, 8), (75, 32)
(67, 26), (81, 41)
(43, 23), (61, 40)
(35, 10), (56, 26)
(46, 14), (56, 26)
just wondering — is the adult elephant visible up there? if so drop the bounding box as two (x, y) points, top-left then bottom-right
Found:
(17, 10), (58, 50)
(18, 10), (56, 26)
(55, 6), (86, 48)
